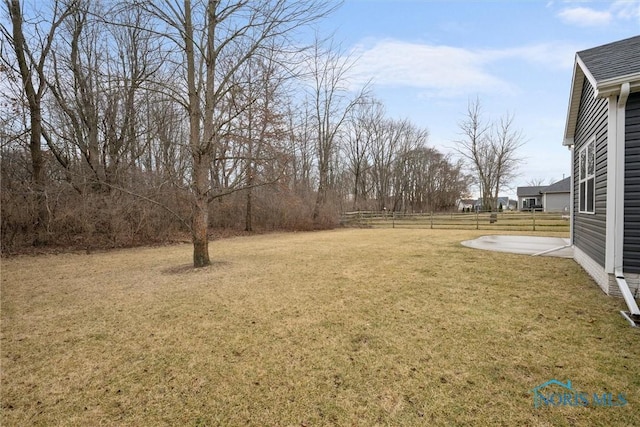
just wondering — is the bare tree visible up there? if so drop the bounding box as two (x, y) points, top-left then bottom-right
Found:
(343, 98), (382, 210)
(288, 101), (318, 198)
(488, 112), (524, 209)
(44, 1), (162, 189)
(305, 39), (367, 225)
(394, 146), (469, 213)
(454, 98), (492, 210)
(3, 0), (78, 244)
(527, 177), (555, 187)
(455, 97), (523, 211)
(231, 53), (290, 232)
(370, 117), (417, 211)
(2, 0), (483, 253)
(143, 0), (335, 266)
(388, 122), (428, 211)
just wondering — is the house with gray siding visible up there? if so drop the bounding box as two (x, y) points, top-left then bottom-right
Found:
(563, 35), (640, 298)
(517, 186), (544, 210)
(517, 177), (570, 212)
(541, 177), (570, 213)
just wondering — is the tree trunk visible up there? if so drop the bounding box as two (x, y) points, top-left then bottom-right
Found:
(352, 165), (360, 211)
(313, 186), (324, 222)
(245, 186), (253, 232)
(9, 0), (49, 245)
(184, 0), (211, 268)
(192, 193), (210, 267)
(30, 107), (49, 246)
(313, 162), (328, 222)
(191, 150), (211, 267)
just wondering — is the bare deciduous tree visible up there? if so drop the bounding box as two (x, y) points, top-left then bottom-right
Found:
(388, 122), (428, 211)
(370, 117), (418, 211)
(305, 39), (367, 225)
(1, 0), (475, 254)
(343, 98), (382, 210)
(145, 0), (334, 266)
(527, 177), (554, 187)
(455, 97), (524, 211)
(488, 112), (524, 209)
(232, 53), (290, 232)
(454, 97), (492, 210)
(4, 0), (78, 244)
(393, 146), (470, 213)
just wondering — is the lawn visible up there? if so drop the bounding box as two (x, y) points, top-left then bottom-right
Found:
(1, 229), (638, 426)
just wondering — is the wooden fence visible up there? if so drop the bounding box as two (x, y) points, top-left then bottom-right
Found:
(340, 210), (570, 232)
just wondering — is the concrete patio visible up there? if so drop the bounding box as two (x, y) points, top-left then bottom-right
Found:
(461, 235), (573, 258)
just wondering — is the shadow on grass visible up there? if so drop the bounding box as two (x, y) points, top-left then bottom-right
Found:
(161, 261), (230, 275)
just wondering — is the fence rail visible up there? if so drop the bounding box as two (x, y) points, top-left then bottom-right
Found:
(340, 211), (570, 232)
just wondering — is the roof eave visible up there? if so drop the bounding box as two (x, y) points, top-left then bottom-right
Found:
(595, 74), (640, 98)
(563, 56), (640, 147)
(563, 58), (586, 145)
(576, 55), (598, 89)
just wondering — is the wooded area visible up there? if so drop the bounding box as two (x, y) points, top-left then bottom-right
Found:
(1, 0), (473, 264)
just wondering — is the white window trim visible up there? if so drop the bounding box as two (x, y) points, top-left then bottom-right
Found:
(578, 137), (596, 214)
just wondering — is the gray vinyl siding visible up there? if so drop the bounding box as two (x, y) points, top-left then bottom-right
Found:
(625, 92), (640, 273)
(573, 81), (608, 267)
(544, 193), (570, 212)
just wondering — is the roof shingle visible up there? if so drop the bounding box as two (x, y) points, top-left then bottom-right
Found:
(577, 35), (640, 83)
(517, 186), (545, 197)
(543, 176), (570, 193)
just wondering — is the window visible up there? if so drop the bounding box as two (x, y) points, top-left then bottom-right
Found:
(523, 198), (537, 209)
(578, 138), (595, 213)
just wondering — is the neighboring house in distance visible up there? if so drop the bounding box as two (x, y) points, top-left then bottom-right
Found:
(505, 198), (518, 211)
(517, 186), (544, 211)
(541, 177), (571, 213)
(473, 197), (515, 211)
(516, 178), (570, 212)
(562, 35), (640, 297)
(458, 198), (476, 211)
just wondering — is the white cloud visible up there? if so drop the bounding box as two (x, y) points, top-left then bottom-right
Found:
(612, 0), (640, 21)
(486, 42), (580, 70)
(346, 39), (577, 98)
(557, 1), (640, 27)
(348, 39), (508, 96)
(557, 6), (612, 26)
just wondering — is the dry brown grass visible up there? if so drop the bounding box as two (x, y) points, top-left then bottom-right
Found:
(1, 229), (638, 426)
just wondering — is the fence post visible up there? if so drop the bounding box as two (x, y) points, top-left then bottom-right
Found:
(476, 209), (479, 230)
(532, 209), (536, 231)
(430, 212), (433, 229)
(392, 211), (395, 229)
